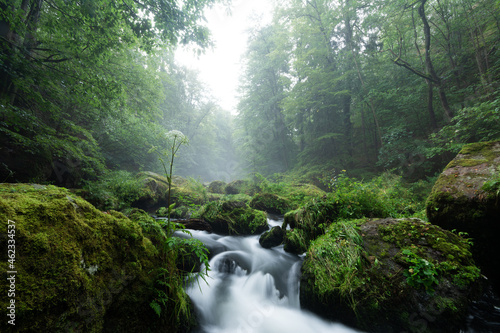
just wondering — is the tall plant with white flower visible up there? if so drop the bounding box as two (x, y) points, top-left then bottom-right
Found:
(149, 130), (189, 232)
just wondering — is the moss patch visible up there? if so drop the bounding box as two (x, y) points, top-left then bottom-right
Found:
(300, 218), (482, 332)
(196, 199), (268, 235)
(249, 193), (291, 214)
(0, 184), (193, 332)
(426, 141), (500, 287)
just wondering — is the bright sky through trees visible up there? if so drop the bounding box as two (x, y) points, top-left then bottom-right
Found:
(175, 0), (274, 112)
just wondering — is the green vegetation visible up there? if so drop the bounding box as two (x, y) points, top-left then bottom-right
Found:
(304, 222), (365, 310)
(282, 172), (432, 253)
(236, 0), (500, 181)
(149, 130), (190, 228)
(0, 184), (209, 332)
(1, 0), (499, 331)
(401, 248), (439, 292)
(301, 217), (482, 332)
(194, 199), (268, 235)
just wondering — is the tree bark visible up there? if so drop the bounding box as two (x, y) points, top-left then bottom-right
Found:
(418, 0), (453, 122)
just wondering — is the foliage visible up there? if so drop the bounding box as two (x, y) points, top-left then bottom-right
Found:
(482, 167), (500, 200)
(303, 221), (366, 311)
(402, 248), (439, 293)
(195, 199), (268, 235)
(149, 220), (210, 319)
(326, 171), (424, 219)
(251, 173), (326, 208)
(82, 170), (146, 210)
(0, 183), (192, 332)
(235, 0), (500, 180)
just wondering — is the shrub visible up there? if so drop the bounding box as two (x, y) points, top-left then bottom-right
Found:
(83, 170), (145, 210)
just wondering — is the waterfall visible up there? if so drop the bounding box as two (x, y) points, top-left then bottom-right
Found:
(184, 216), (361, 333)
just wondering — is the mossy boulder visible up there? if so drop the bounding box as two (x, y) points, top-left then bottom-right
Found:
(196, 200), (268, 235)
(259, 226), (285, 248)
(208, 180), (226, 194)
(224, 179), (257, 195)
(282, 199), (338, 254)
(133, 172), (205, 212)
(0, 184), (194, 333)
(133, 171), (170, 211)
(426, 141), (500, 285)
(300, 218), (482, 332)
(249, 193), (291, 214)
(156, 206), (190, 219)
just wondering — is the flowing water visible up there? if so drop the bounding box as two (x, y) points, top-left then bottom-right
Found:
(181, 216), (500, 333)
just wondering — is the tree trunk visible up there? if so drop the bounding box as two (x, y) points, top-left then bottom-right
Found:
(418, 0), (453, 122)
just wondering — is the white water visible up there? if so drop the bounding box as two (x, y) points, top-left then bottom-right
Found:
(184, 217), (361, 333)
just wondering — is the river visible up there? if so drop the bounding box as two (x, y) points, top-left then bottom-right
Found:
(181, 216), (500, 333)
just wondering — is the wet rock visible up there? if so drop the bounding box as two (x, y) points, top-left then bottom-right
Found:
(177, 218), (213, 232)
(300, 218), (483, 332)
(259, 226), (285, 248)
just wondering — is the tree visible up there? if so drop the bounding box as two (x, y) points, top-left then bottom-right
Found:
(237, 24), (296, 175)
(0, 0), (219, 184)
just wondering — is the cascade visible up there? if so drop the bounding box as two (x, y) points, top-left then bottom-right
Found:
(182, 216), (500, 333)
(184, 216), (360, 333)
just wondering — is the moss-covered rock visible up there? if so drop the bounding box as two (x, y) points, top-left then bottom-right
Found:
(259, 226), (285, 248)
(208, 180), (226, 194)
(0, 184), (195, 332)
(426, 141), (500, 286)
(133, 172), (207, 213)
(249, 193), (291, 214)
(300, 218), (482, 332)
(224, 179), (257, 195)
(132, 171), (170, 211)
(196, 200), (268, 235)
(282, 199), (338, 254)
(156, 206), (190, 219)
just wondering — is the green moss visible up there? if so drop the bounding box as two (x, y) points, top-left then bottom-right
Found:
(197, 199), (268, 235)
(378, 219), (479, 288)
(459, 141), (499, 160)
(0, 183), (194, 332)
(283, 228), (308, 254)
(448, 158), (488, 167)
(249, 192), (291, 214)
(300, 218), (482, 332)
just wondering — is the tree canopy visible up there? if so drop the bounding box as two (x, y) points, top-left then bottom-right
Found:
(236, 0), (500, 180)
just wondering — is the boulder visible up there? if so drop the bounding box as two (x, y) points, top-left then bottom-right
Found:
(0, 184), (197, 332)
(300, 218), (482, 332)
(208, 180), (226, 194)
(259, 226), (285, 248)
(224, 179), (257, 195)
(250, 193), (291, 214)
(176, 218), (213, 232)
(196, 200), (268, 235)
(133, 171), (170, 211)
(426, 141), (500, 286)
(282, 199), (338, 254)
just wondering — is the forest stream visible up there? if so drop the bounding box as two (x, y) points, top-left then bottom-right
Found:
(179, 216), (500, 333)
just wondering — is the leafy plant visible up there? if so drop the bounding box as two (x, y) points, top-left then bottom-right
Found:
(148, 220), (210, 318)
(83, 170), (145, 210)
(402, 248), (439, 293)
(482, 167), (500, 202)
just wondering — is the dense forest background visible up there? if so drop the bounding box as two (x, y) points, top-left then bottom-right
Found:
(1, 0), (499, 188)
